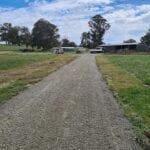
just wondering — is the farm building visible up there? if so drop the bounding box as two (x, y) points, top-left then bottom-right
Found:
(100, 43), (149, 54)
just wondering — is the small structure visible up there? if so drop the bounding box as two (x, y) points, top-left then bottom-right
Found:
(101, 43), (149, 54)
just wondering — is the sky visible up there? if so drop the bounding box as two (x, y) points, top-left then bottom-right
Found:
(0, 0), (150, 44)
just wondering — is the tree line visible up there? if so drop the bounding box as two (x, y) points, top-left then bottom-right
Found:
(0, 18), (76, 50)
(123, 31), (150, 46)
(1, 15), (149, 50)
(0, 23), (31, 47)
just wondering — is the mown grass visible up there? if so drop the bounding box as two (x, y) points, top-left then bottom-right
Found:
(107, 55), (150, 85)
(0, 44), (26, 51)
(0, 52), (57, 70)
(96, 55), (150, 148)
(0, 52), (77, 102)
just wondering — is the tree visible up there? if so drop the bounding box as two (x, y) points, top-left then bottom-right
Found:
(69, 42), (76, 47)
(0, 23), (12, 44)
(19, 26), (31, 47)
(7, 26), (20, 45)
(80, 32), (92, 48)
(141, 29), (150, 46)
(61, 38), (76, 47)
(124, 39), (136, 43)
(88, 15), (110, 48)
(0, 23), (31, 46)
(32, 18), (60, 50)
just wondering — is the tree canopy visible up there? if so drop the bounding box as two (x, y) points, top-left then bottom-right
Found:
(0, 23), (30, 46)
(80, 15), (110, 48)
(61, 38), (76, 47)
(141, 29), (150, 46)
(124, 39), (136, 43)
(32, 19), (60, 50)
(80, 32), (91, 48)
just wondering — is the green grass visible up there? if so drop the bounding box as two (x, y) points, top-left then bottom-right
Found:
(0, 52), (57, 70)
(107, 55), (150, 85)
(0, 52), (77, 103)
(0, 44), (26, 51)
(96, 55), (150, 148)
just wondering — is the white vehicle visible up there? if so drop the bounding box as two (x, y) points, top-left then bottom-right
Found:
(90, 47), (103, 53)
(52, 47), (64, 54)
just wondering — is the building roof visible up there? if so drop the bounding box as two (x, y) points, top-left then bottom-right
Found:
(100, 43), (138, 47)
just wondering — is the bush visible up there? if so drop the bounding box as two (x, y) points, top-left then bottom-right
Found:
(19, 49), (35, 52)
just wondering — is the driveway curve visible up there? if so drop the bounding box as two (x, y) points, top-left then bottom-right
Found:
(0, 54), (142, 150)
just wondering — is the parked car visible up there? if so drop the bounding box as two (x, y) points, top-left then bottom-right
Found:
(75, 47), (81, 54)
(52, 47), (64, 54)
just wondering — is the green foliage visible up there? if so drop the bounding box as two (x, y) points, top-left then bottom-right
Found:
(0, 23), (12, 44)
(0, 19), (60, 49)
(80, 32), (92, 48)
(0, 23), (30, 46)
(124, 39), (136, 43)
(88, 15), (110, 48)
(80, 15), (110, 48)
(7, 26), (20, 45)
(32, 18), (60, 50)
(141, 29), (150, 46)
(61, 38), (76, 47)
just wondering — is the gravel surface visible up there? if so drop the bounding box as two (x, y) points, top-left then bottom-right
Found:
(0, 54), (142, 150)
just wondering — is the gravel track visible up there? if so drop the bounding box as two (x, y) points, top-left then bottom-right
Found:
(0, 54), (142, 150)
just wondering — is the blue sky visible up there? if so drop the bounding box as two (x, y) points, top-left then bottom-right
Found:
(0, 0), (150, 44)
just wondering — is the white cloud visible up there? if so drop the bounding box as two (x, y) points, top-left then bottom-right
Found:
(77, 0), (112, 4)
(0, 0), (150, 44)
(104, 4), (150, 43)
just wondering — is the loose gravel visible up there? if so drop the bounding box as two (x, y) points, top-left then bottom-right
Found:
(0, 54), (142, 150)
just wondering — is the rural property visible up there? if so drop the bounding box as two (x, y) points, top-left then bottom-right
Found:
(0, 0), (150, 150)
(0, 53), (145, 150)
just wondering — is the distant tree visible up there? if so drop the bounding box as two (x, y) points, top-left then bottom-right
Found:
(69, 41), (76, 47)
(32, 18), (60, 50)
(61, 38), (76, 47)
(61, 39), (70, 47)
(7, 26), (20, 45)
(141, 29), (150, 46)
(19, 26), (31, 47)
(124, 39), (136, 43)
(80, 32), (92, 48)
(88, 15), (110, 48)
(0, 23), (12, 44)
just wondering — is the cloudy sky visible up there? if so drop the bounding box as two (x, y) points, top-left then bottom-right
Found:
(0, 0), (150, 44)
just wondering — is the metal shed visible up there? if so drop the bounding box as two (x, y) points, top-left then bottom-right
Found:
(100, 43), (149, 54)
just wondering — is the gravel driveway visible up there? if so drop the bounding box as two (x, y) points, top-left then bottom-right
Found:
(0, 54), (142, 150)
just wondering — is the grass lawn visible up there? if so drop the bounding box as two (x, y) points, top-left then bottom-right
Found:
(0, 51), (77, 102)
(96, 55), (150, 148)
(0, 44), (26, 51)
(0, 52), (57, 70)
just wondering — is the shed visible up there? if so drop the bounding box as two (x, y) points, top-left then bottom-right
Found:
(101, 43), (149, 54)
